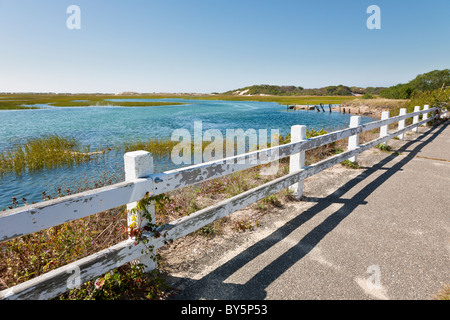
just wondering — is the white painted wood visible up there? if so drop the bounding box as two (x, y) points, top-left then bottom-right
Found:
(348, 116), (361, 163)
(124, 151), (154, 227)
(380, 111), (390, 137)
(412, 106), (421, 132)
(379, 111), (390, 147)
(124, 151), (156, 272)
(360, 107), (436, 134)
(0, 239), (145, 300)
(397, 108), (407, 140)
(0, 178), (153, 242)
(289, 125), (306, 199)
(422, 105), (429, 126)
(442, 110), (448, 119)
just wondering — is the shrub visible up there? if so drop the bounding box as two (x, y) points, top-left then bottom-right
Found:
(361, 93), (374, 99)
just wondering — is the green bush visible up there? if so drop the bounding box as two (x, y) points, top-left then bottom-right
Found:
(380, 69), (449, 99)
(407, 87), (450, 113)
(361, 93), (375, 99)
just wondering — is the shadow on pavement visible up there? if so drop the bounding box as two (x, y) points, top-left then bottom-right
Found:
(167, 121), (448, 300)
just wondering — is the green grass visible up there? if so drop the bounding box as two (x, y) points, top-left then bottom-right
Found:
(122, 138), (179, 157)
(0, 94), (186, 110)
(120, 137), (217, 161)
(0, 134), (100, 176)
(0, 93), (357, 110)
(376, 143), (392, 152)
(341, 159), (360, 169)
(261, 194), (283, 208)
(50, 101), (185, 107)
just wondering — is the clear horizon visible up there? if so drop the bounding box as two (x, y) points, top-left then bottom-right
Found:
(1, 0), (449, 94)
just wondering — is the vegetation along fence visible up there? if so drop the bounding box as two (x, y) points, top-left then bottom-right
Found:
(0, 105), (447, 300)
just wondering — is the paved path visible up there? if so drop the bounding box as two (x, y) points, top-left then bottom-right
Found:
(167, 121), (450, 300)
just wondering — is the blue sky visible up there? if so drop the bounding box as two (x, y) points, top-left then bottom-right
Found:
(0, 0), (449, 93)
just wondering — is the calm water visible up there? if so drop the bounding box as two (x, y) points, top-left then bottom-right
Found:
(0, 99), (375, 210)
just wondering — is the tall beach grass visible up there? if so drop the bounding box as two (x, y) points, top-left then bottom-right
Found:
(0, 134), (101, 176)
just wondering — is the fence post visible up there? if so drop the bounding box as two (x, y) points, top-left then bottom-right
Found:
(348, 116), (361, 163)
(412, 106), (421, 132)
(421, 105), (429, 126)
(379, 111), (390, 147)
(397, 108), (407, 140)
(289, 125), (306, 200)
(124, 150), (156, 272)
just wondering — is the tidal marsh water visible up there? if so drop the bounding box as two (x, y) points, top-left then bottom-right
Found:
(0, 99), (375, 210)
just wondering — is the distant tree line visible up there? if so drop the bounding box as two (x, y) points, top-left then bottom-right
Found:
(224, 84), (386, 96)
(224, 69), (449, 99)
(380, 69), (450, 99)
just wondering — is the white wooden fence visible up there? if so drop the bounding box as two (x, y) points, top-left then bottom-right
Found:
(0, 105), (446, 300)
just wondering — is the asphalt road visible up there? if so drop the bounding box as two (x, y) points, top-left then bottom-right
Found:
(167, 120), (450, 300)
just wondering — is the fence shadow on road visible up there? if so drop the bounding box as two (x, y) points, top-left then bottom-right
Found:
(167, 121), (449, 300)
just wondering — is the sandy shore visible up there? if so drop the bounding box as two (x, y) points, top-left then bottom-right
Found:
(291, 98), (408, 118)
(291, 104), (382, 118)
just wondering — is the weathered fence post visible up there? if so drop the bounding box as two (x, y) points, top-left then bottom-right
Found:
(412, 106), (421, 132)
(124, 150), (156, 272)
(397, 108), (407, 140)
(289, 125), (306, 200)
(421, 105), (429, 126)
(380, 111), (390, 147)
(348, 115), (361, 163)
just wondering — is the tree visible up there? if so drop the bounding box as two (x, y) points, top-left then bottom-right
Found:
(380, 69), (449, 99)
(409, 69), (450, 92)
(380, 83), (414, 99)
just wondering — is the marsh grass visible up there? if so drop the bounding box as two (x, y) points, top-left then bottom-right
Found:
(0, 93), (358, 111)
(0, 135), (101, 176)
(49, 101), (185, 108)
(120, 135), (278, 162)
(122, 138), (179, 159)
(0, 94), (186, 110)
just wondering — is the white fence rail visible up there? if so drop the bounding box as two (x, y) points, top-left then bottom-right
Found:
(0, 105), (446, 300)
